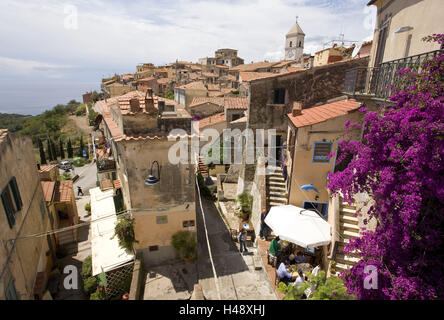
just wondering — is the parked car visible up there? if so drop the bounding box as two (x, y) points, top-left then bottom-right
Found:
(58, 161), (73, 170)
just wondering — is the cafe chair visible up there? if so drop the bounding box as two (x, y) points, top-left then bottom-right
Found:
(267, 250), (277, 267)
(275, 271), (281, 287)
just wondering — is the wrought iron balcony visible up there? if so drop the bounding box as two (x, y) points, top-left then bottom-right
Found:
(97, 158), (116, 173)
(344, 50), (443, 100)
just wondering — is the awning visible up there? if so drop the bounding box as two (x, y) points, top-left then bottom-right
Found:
(90, 187), (134, 276)
(264, 205), (331, 248)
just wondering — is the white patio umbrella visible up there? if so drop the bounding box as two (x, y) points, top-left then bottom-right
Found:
(264, 205), (331, 248)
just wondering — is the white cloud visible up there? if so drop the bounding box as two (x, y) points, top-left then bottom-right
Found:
(0, 0), (375, 71)
(0, 56), (72, 79)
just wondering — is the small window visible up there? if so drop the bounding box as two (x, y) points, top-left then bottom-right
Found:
(299, 41), (302, 47)
(273, 88), (285, 104)
(149, 245), (159, 251)
(5, 278), (19, 300)
(1, 177), (23, 228)
(183, 220), (195, 228)
(231, 114), (241, 122)
(312, 142), (333, 163)
(289, 41), (292, 47)
(156, 215), (168, 224)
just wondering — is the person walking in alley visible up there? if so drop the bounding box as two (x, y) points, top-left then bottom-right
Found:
(238, 228), (248, 255)
(259, 209), (270, 240)
(77, 186), (84, 196)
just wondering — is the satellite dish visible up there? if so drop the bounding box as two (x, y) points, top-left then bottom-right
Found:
(352, 42), (363, 58)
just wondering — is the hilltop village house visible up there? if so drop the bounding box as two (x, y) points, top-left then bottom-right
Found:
(0, 130), (54, 300)
(94, 90), (196, 267)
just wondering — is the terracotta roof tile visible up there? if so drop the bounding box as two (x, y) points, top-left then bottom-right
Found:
(199, 113), (226, 128)
(38, 164), (57, 173)
(53, 180), (73, 203)
(230, 61), (280, 72)
(224, 97), (248, 110)
(41, 181), (55, 202)
(190, 97), (224, 108)
(287, 99), (362, 128)
(113, 179), (121, 189)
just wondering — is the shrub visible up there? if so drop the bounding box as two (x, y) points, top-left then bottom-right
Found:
(83, 276), (98, 295)
(171, 231), (197, 261)
(81, 256), (92, 279)
(75, 104), (86, 116)
(85, 202), (91, 213)
(113, 216), (138, 252)
(61, 172), (72, 180)
(90, 288), (107, 300)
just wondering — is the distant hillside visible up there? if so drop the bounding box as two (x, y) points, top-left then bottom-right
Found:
(0, 113), (33, 132)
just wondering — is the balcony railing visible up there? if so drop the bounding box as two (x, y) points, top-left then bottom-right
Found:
(344, 50), (443, 99)
(97, 158), (116, 173)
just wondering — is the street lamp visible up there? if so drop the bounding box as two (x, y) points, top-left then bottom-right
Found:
(145, 161), (160, 186)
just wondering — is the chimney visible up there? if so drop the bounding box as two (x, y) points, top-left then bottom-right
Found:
(145, 88), (155, 112)
(292, 101), (302, 117)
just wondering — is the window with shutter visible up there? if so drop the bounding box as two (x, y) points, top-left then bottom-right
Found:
(273, 88), (285, 104)
(1, 177), (23, 228)
(312, 142), (333, 163)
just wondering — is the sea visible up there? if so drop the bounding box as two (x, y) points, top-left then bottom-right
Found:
(0, 81), (99, 116)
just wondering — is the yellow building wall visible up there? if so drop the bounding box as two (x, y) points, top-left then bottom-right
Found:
(369, 0), (443, 67)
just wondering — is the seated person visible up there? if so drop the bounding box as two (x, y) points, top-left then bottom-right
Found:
(277, 261), (294, 285)
(293, 268), (305, 287)
(269, 236), (281, 257)
(288, 254), (297, 265)
(295, 251), (306, 264)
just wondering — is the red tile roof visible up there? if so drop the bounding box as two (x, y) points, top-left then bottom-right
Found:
(38, 164), (57, 173)
(41, 181), (55, 202)
(54, 180), (73, 203)
(224, 97), (248, 110)
(175, 81), (207, 90)
(113, 179), (121, 189)
(287, 99), (362, 128)
(199, 113), (226, 129)
(230, 61), (279, 72)
(240, 72), (274, 82)
(189, 97), (224, 108)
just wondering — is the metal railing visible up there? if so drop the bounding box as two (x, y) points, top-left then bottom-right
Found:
(344, 50), (443, 99)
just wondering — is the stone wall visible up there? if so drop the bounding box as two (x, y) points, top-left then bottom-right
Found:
(247, 57), (370, 132)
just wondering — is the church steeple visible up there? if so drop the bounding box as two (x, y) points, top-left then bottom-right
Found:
(285, 19), (305, 61)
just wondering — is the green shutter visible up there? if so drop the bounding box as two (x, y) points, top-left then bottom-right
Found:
(10, 177), (22, 211)
(1, 189), (15, 228)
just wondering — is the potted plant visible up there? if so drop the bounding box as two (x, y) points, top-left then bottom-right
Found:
(236, 193), (253, 221)
(112, 216), (138, 253)
(171, 231), (197, 262)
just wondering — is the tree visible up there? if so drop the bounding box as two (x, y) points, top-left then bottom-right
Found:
(46, 139), (54, 161)
(59, 139), (65, 159)
(50, 138), (58, 160)
(67, 139), (73, 159)
(327, 35), (444, 299)
(165, 91), (174, 100)
(78, 134), (85, 157)
(38, 138), (46, 164)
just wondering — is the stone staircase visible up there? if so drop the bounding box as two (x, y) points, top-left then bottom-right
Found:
(57, 229), (76, 246)
(266, 166), (288, 210)
(198, 156), (208, 176)
(332, 197), (361, 273)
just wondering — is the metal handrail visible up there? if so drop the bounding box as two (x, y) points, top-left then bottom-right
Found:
(344, 49), (443, 99)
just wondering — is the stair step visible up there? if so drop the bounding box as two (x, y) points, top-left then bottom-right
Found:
(268, 196), (287, 202)
(341, 207), (357, 216)
(269, 176), (285, 182)
(269, 191), (288, 197)
(342, 230), (359, 239)
(269, 185), (287, 192)
(340, 222), (360, 232)
(269, 201), (287, 206)
(268, 181), (286, 187)
(333, 262), (350, 271)
(335, 254), (360, 264)
(340, 215), (359, 224)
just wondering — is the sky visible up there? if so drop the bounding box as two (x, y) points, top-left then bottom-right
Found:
(0, 0), (376, 115)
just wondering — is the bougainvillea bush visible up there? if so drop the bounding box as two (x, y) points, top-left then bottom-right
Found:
(328, 35), (444, 299)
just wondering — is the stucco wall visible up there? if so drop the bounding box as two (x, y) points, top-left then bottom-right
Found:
(287, 110), (363, 209)
(0, 133), (52, 300)
(369, 0), (443, 68)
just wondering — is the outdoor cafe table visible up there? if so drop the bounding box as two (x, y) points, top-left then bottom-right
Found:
(290, 263), (312, 277)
